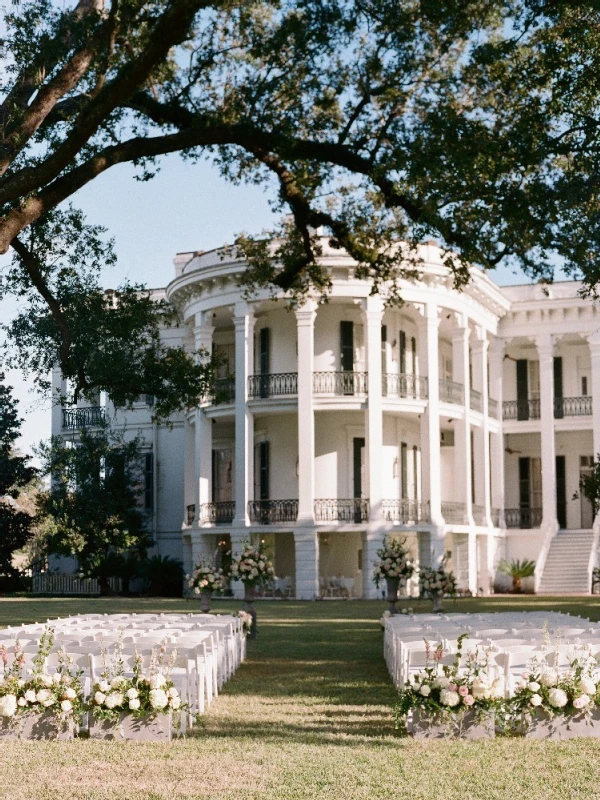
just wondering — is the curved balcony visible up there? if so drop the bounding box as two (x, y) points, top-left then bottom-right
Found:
(314, 498), (369, 523)
(504, 507), (542, 529)
(62, 406), (105, 430)
(199, 502), (235, 524)
(382, 374), (428, 400)
(439, 379), (464, 405)
(313, 371), (368, 396)
(248, 373), (298, 399)
(209, 378), (236, 405)
(248, 499), (298, 524)
(382, 499), (429, 524)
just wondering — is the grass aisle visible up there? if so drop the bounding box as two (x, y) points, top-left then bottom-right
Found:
(1, 597), (600, 799)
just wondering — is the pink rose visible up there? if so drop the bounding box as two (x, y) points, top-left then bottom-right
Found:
(449, 684), (457, 693)
(458, 685), (469, 697)
(463, 694), (475, 706)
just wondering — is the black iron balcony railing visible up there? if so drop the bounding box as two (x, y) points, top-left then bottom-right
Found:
(441, 501), (467, 524)
(314, 498), (369, 523)
(554, 396), (592, 418)
(470, 388), (482, 413)
(382, 499), (429, 524)
(439, 379), (464, 405)
(313, 371), (368, 396)
(382, 373), (428, 400)
(199, 501), (235, 524)
(472, 504), (486, 525)
(248, 373), (298, 399)
(488, 397), (498, 416)
(248, 499), (299, 524)
(502, 399), (541, 420)
(62, 406), (105, 430)
(504, 507), (543, 529)
(186, 504), (196, 525)
(209, 377), (235, 405)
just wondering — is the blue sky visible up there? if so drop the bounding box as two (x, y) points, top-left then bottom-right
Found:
(1, 153), (535, 462)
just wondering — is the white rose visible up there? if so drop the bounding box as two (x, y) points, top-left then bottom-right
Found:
(440, 690), (460, 707)
(104, 693), (124, 710)
(64, 688), (77, 700)
(52, 673), (62, 685)
(419, 685), (431, 697)
(548, 688), (568, 708)
(128, 698), (141, 710)
(170, 696), (181, 710)
(530, 694), (543, 707)
(99, 680), (110, 693)
(94, 691), (107, 705)
(573, 694), (591, 710)
(126, 688), (138, 700)
(41, 675), (53, 688)
(0, 695), (18, 718)
(60, 700), (73, 713)
(579, 678), (596, 695)
(24, 689), (37, 703)
(528, 682), (540, 692)
(471, 680), (490, 700)
(149, 689), (168, 710)
(149, 674), (166, 689)
(434, 677), (450, 689)
(111, 677), (125, 689)
(167, 687), (178, 698)
(16, 679), (25, 688)
(17, 697), (27, 707)
(36, 689), (53, 704)
(540, 670), (558, 688)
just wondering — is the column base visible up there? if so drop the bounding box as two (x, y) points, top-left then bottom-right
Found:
(294, 527), (318, 600)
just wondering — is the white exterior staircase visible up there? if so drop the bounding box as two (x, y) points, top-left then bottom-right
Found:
(538, 529), (595, 594)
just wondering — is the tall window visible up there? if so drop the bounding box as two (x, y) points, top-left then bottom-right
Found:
(144, 452), (154, 511)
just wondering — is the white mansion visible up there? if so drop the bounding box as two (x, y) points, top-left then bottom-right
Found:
(52, 238), (600, 597)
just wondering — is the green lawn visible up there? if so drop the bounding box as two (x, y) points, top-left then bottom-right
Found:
(1, 595), (600, 799)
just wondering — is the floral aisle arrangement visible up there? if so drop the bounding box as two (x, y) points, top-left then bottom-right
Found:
(229, 542), (275, 588)
(418, 553), (457, 611)
(90, 641), (184, 741)
(0, 629), (85, 740)
(187, 561), (225, 610)
(373, 537), (416, 614)
(395, 635), (503, 739)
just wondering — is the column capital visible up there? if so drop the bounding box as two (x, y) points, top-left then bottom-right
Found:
(451, 323), (471, 343)
(588, 330), (600, 351)
(363, 293), (385, 318)
(233, 301), (254, 328)
(489, 337), (505, 359)
(415, 302), (440, 328)
(294, 299), (318, 324)
(536, 332), (554, 358)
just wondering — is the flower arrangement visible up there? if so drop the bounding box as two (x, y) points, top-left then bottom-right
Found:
(418, 553), (457, 599)
(395, 634), (503, 732)
(229, 542), (274, 586)
(238, 610), (253, 635)
(90, 641), (183, 725)
(0, 629), (85, 731)
(187, 562), (225, 594)
(373, 536), (415, 587)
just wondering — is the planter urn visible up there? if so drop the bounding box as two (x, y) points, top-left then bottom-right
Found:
(199, 590), (212, 613)
(385, 577), (401, 614)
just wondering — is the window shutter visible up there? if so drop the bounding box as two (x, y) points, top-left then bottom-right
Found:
(340, 321), (354, 371)
(259, 328), (270, 398)
(399, 330), (406, 373)
(259, 441), (270, 500)
(553, 357), (563, 418)
(516, 360), (529, 420)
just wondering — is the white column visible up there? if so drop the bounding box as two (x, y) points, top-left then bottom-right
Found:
(537, 333), (558, 533)
(472, 329), (492, 527)
(365, 295), (384, 521)
(233, 303), (255, 528)
(295, 301), (317, 524)
(229, 529), (246, 599)
(451, 316), (473, 526)
(489, 339), (505, 528)
(294, 529), (319, 599)
(362, 529), (386, 599)
(193, 317), (214, 524)
(588, 332), (600, 460)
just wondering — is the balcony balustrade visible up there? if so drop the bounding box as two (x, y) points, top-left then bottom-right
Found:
(439, 379), (464, 405)
(504, 507), (543, 529)
(314, 498), (369, 523)
(488, 397), (498, 416)
(248, 499), (298, 524)
(248, 373), (298, 398)
(470, 388), (482, 413)
(441, 501), (467, 524)
(502, 399), (541, 420)
(209, 377), (235, 405)
(199, 501), (235, 524)
(553, 396), (592, 417)
(472, 504), (486, 525)
(382, 373), (428, 400)
(62, 406), (105, 430)
(313, 371), (368, 396)
(382, 499), (429, 524)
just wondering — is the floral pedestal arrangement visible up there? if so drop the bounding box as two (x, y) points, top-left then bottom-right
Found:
(187, 562), (225, 612)
(521, 708), (600, 740)
(409, 709), (495, 740)
(0, 711), (77, 740)
(373, 537), (414, 614)
(229, 542), (275, 639)
(418, 553), (457, 613)
(90, 711), (172, 742)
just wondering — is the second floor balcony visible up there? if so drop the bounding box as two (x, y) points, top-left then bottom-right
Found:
(62, 406), (105, 430)
(314, 498), (369, 523)
(503, 396), (592, 421)
(382, 499), (429, 524)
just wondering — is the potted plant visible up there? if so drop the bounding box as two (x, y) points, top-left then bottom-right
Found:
(187, 561), (225, 611)
(89, 644), (184, 741)
(395, 635), (503, 739)
(418, 553), (457, 612)
(228, 541), (275, 638)
(373, 536), (415, 614)
(497, 559), (536, 593)
(0, 630), (85, 740)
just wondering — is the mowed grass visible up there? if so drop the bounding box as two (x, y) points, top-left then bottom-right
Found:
(1, 595), (600, 799)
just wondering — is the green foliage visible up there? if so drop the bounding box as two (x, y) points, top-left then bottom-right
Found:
(579, 455), (600, 515)
(137, 555), (184, 597)
(35, 426), (152, 591)
(497, 559), (537, 579)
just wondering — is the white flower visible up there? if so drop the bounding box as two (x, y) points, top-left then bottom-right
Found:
(98, 680), (110, 693)
(528, 682), (540, 692)
(149, 689), (168, 710)
(41, 675), (53, 688)
(170, 696), (181, 710)
(94, 691), (107, 705)
(419, 685), (431, 697)
(52, 673), (62, 685)
(17, 697), (27, 707)
(126, 688), (138, 700)
(530, 694), (543, 707)
(540, 670), (558, 688)
(64, 688), (77, 700)
(36, 689), (54, 705)
(548, 688), (568, 708)
(128, 698), (141, 711)
(578, 678), (596, 695)
(60, 700), (73, 713)
(16, 679), (25, 688)
(149, 674), (166, 689)
(440, 690), (460, 707)
(0, 694), (18, 718)
(24, 689), (37, 704)
(111, 677), (126, 689)
(433, 677), (450, 689)
(167, 687), (178, 698)
(104, 693), (124, 710)
(573, 694), (591, 710)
